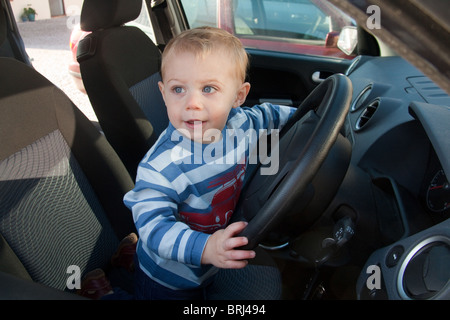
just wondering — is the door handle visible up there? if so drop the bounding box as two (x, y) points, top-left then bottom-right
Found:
(312, 71), (325, 83)
(312, 71), (333, 83)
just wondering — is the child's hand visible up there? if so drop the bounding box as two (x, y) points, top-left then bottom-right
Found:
(201, 221), (256, 269)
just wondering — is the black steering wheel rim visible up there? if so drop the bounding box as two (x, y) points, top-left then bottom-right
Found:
(234, 73), (352, 249)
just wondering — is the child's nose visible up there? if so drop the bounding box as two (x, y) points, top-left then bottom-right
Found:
(186, 92), (203, 110)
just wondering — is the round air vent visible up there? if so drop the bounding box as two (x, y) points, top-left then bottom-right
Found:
(351, 84), (372, 112)
(397, 236), (450, 300)
(355, 98), (379, 131)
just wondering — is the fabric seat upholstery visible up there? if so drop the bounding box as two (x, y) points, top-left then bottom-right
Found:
(77, 0), (168, 179)
(0, 57), (135, 297)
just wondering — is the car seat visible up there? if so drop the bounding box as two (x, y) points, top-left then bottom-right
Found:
(77, 0), (168, 179)
(0, 57), (136, 299)
(0, 0), (31, 64)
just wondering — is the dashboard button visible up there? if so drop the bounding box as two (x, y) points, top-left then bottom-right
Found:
(386, 245), (404, 267)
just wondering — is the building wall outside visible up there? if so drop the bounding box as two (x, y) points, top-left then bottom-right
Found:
(10, 0), (84, 22)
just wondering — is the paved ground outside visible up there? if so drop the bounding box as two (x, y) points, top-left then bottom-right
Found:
(17, 17), (97, 122)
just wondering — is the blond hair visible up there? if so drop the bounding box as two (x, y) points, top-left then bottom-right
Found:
(160, 27), (249, 82)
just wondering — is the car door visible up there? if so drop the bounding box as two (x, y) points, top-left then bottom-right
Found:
(174, 0), (356, 107)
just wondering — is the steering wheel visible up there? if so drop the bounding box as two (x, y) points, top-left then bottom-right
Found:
(233, 73), (353, 249)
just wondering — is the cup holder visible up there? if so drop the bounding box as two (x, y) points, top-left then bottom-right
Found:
(397, 236), (450, 299)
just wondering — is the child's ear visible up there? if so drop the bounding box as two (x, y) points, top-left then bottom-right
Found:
(233, 82), (251, 108)
(158, 81), (166, 100)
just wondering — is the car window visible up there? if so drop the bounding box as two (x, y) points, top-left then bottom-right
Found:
(181, 0), (218, 28)
(180, 0), (355, 59)
(126, 0), (156, 43)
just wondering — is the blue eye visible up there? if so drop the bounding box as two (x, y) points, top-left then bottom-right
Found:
(173, 87), (184, 94)
(203, 86), (215, 93)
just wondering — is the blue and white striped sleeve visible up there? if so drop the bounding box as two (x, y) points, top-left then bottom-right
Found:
(123, 165), (210, 267)
(241, 103), (296, 131)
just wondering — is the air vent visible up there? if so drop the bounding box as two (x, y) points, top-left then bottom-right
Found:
(351, 84), (372, 112)
(355, 98), (379, 131)
(345, 55), (361, 76)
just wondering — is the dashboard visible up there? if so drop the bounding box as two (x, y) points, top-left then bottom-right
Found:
(343, 55), (450, 299)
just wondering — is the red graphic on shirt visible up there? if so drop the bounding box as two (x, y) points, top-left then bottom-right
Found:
(179, 164), (246, 234)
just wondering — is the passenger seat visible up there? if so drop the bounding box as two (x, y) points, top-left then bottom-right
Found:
(77, 0), (168, 179)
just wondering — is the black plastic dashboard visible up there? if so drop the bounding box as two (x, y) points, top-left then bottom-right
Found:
(344, 55), (450, 299)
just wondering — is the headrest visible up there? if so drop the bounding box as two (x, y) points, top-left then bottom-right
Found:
(80, 0), (142, 31)
(0, 5), (7, 45)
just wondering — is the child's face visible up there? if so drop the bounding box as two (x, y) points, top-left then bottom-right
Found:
(159, 50), (250, 143)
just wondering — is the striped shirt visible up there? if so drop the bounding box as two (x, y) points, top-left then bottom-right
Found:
(123, 103), (295, 290)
